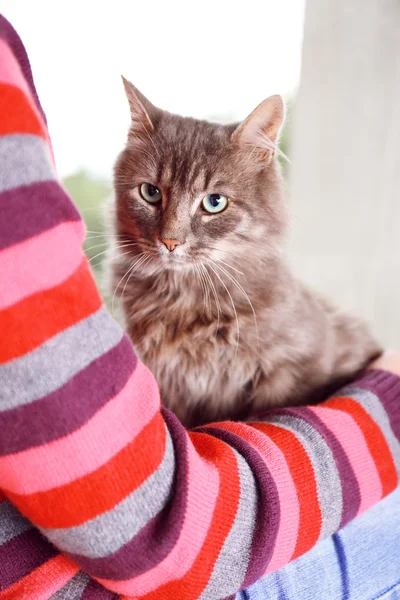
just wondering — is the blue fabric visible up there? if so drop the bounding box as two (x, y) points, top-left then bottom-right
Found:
(237, 487), (400, 600)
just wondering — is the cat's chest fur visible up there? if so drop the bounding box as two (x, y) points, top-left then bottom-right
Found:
(117, 266), (339, 427)
(121, 271), (264, 425)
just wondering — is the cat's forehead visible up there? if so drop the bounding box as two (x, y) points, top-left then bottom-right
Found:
(157, 115), (230, 159)
(151, 114), (234, 191)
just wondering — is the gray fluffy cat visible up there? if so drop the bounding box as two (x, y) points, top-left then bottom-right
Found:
(109, 77), (380, 428)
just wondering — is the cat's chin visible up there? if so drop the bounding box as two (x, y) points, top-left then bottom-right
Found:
(159, 257), (191, 272)
(157, 249), (193, 270)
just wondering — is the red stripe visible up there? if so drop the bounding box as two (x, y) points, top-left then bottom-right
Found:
(251, 422), (322, 559)
(5, 412), (166, 528)
(325, 396), (398, 496)
(140, 434), (240, 600)
(0, 83), (47, 138)
(0, 260), (101, 364)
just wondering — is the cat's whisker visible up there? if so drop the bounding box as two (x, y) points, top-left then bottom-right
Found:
(207, 246), (245, 261)
(120, 253), (151, 308)
(87, 242), (139, 262)
(88, 249), (134, 274)
(85, 230), (130, 238)
(199, 263), (222, 335)
(193, 264), (206, 318)
(85, 230), (129, 239)
(85, 233), (127, 241)
(257, 132), (291, 164)
(207, 262), (240, 359)
(213, 260), (259, 349)
(201, 264), (221, 334)
(85, 236), (111, 242)
(192, 264), (203, 316)
(87, 248), (114, 263)
(213, 258), (243, 276)
(195, 263), (210, 318)
(111, 251), (148, 315)
(111, 248), (141, 266)
(93, 241), (139, 251)
(84, 241), (110, 252)
(85, 241), (138, 253)
(200, 265), (212, 316)
(247, 144), (261, 166)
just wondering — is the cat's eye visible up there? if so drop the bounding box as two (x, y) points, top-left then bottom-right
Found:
(140, 183), (162, 204)
(202, 193), (228, 214)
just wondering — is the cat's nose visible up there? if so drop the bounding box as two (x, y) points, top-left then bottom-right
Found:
(160, 238), (182, 252)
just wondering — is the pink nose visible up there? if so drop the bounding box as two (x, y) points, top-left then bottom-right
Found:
(161, 238), (181, 252)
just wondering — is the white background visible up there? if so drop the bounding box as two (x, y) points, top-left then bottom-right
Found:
(2, 1), (305, 177)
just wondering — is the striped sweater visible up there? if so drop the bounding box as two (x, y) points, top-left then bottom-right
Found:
(1, 13), (400, 600)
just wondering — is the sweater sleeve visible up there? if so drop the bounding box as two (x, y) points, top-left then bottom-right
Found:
(1, 15), (400, 600)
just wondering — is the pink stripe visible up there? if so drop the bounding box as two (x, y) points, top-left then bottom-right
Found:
(0, 221), (85, 311)
(0, 40), (37, 103)
(0, 39), (48, 140)
(97, 440), (220, 596)
(0, 362), (158, 494)
(309, 406), (382, 514)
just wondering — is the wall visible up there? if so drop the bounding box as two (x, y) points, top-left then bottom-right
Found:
(288, 0), (400, 346)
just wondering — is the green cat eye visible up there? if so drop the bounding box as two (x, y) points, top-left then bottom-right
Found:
(140, 183), (162, 204)
(202, 193), (228, 214)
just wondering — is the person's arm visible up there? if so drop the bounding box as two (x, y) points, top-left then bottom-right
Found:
(1, 15), (400, 600)
(370, 352), (400, 377)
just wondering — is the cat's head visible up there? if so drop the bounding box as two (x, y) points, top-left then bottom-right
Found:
(112, 77), (287, 274)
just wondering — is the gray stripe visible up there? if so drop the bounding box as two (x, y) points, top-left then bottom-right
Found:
(339, 386), (400, 472)
(0, 500), (32, 544)
(49, 572), (90, 599)
(41, 426), (175, 558)
(199, 450), (256, 600)
(0, 134), (56, 193)
(0, 308), (123, 410)
(268, 415), (343, 540)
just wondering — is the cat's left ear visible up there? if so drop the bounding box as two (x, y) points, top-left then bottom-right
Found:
(231, 95), (284, 161)
(121, 76), (160, 132)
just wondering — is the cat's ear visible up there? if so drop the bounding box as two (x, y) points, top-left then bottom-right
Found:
(231, 95), (284, 161)
(121, 76), (159, 132)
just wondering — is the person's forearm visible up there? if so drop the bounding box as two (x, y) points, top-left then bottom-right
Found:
(1, 15), (400, 600)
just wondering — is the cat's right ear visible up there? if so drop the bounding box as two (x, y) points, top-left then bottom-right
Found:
(121, 76), (159, 132)
(231, 95), (284, 162)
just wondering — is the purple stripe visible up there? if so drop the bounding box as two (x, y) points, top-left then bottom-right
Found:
(352, 369), (400, 440)
(0, 527), (58, 589)
(67, 408), (188, 580)
(270, 406), (360, 528)
(0, 337), (136, 455)
(0, 181), (81, 251)
(0, 15), (47, 125)
(80, 579), (119, 599)
(200, 426), (280, 589)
